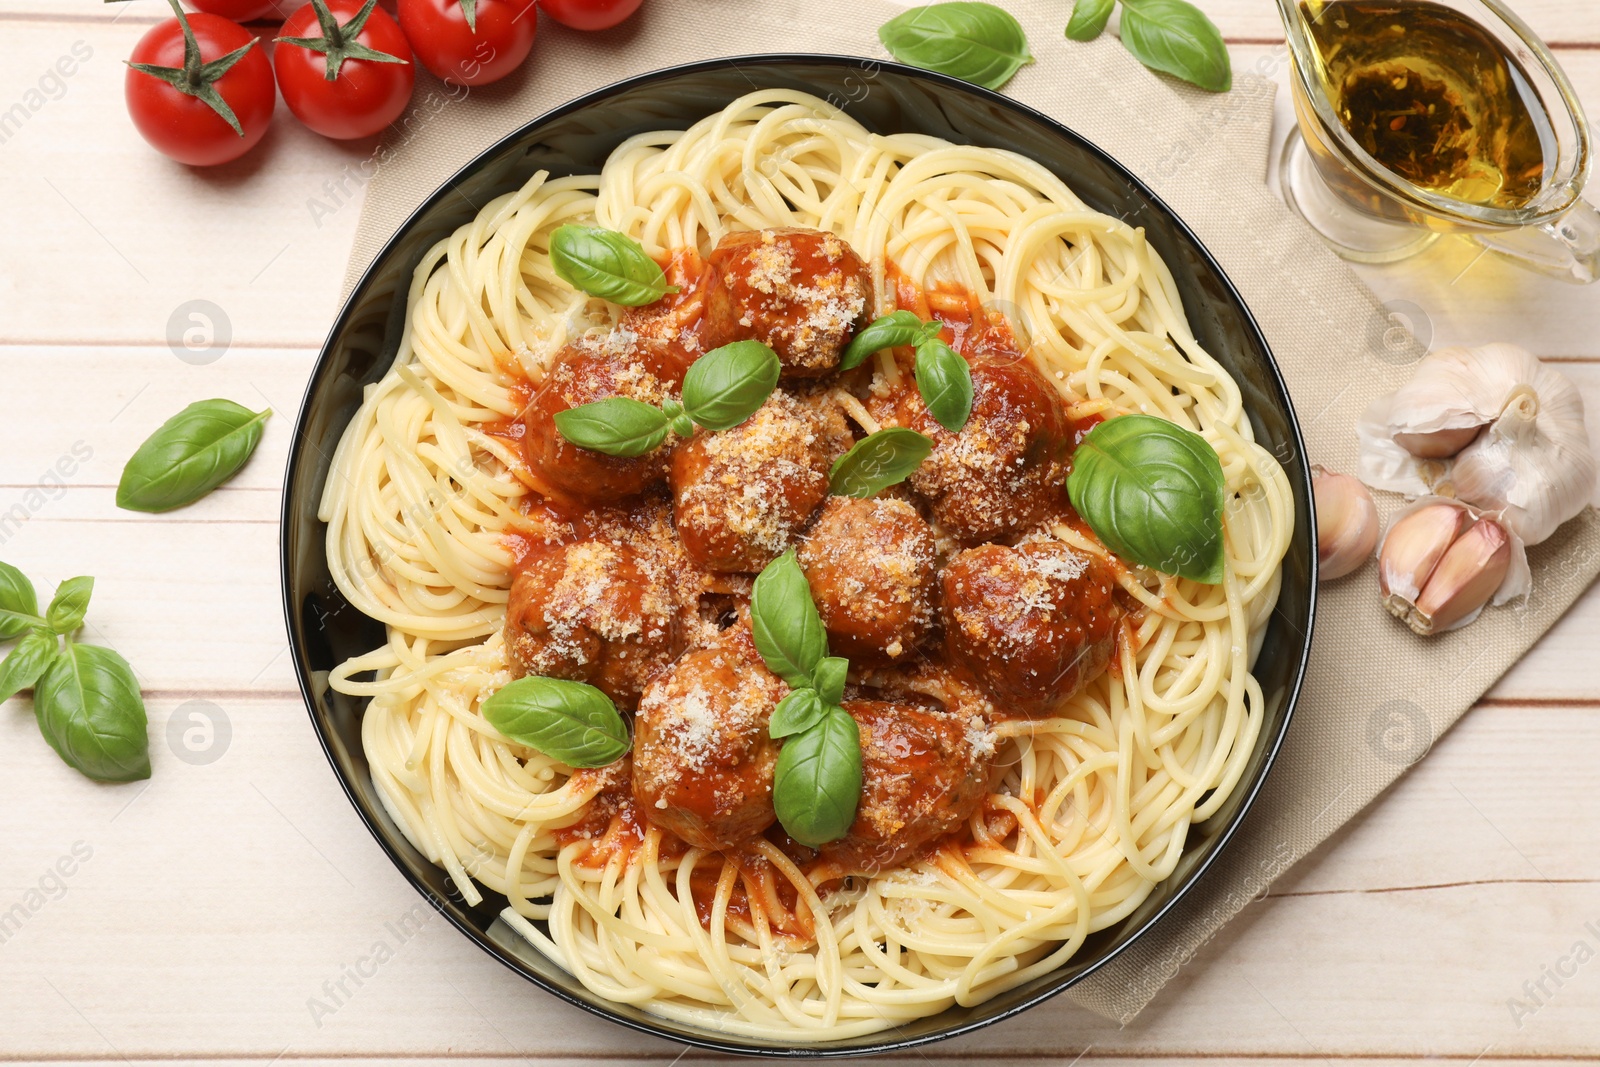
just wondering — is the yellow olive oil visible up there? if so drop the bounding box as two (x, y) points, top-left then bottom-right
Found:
(1299, 0), (1551, 208)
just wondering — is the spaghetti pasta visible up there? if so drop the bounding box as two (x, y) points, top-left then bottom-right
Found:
(319, 89), (1294, 1039)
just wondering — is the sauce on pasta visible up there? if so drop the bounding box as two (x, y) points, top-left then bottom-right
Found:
(320, 90), (1294, 1039)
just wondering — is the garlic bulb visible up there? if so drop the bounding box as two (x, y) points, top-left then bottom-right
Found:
(1358, 343), (1597, 545)
(1450, 379), (1597, 545)
(1313, 468), (1378, 580)
(1377, 497), (1530, 635)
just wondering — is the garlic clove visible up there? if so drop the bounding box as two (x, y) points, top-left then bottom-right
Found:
(1313, 469), (1379, 580)
(1357, 394), (1434, 497)
(1378, 501), (1471, 613)
(1393, 424), (1483, 459)
(1409, 518), (1512, 635)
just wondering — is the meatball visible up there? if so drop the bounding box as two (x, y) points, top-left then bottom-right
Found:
(703, 228), (870, 378)
(939, 540), (1121, 716)
(896, 356), (1073, 544)
(796, 496), (936, 664)
(522, 330), (692, 505)
(504, 539), (679, 708)
(819, 699), (994, 873)
(632, 628), (787, 851)
(671, 390), (852, 573)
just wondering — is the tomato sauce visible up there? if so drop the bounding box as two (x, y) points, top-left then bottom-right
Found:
(488, 240), (1140, 930)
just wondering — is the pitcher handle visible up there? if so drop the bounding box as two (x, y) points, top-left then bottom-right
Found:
(1472, 199), (1600, 284)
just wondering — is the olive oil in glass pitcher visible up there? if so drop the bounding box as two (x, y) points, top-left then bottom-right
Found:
(1275, 0), (1599, 281)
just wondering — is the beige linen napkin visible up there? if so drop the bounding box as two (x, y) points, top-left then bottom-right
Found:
(339, 0), (1600, 1025)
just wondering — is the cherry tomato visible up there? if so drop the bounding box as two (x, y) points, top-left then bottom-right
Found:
(538, 0), (642, 31)
(274, 0), (416, 140)
(184, 0), (294, 20)
(125, 12), (276, 166)
(395, 0), (538, 86)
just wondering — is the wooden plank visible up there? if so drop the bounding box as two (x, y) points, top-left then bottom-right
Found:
(2, 0), (1596, 45)
(0, 23), (365, 350)
(0, 700), (1594, 1058)
(0, 8), (1596, 1061)
(0, 348), (302, 693)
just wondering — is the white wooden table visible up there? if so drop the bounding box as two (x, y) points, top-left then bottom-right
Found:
(2, 2), (1598, 1064)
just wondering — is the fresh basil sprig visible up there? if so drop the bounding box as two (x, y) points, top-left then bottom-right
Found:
(680, 340), (783, 431)
(1066, 413), (1226, 583)
(1120, 0), (1231, 92)
(811, 656), (848, 706)
(554, 340), (781, 456)
(1064, 0), (1232, 92)
(117, 399), (270, 513)
(770, 688), (826, 740)
(878, 2), (1033, 91)
(553, 397), (672, 458)
(35, 643), (151, 783)
(829, 427), (933, 498)
(751, 551), (863, 847)
(548, 225), (681, 307)
(773, 705), (864, 848)
(0, 560), (41, 640)
(750, 549), (828, 690)
(914, 338), (974, 431)
(840, 311), (937, 371)
(481, 675), (630, 768)
(0, 632), (56, 704)
(843, 312), (972, 431)
(0, 561), (151, 782)
(1065, 0), (1115, 40)
(46, 576), (93, 635)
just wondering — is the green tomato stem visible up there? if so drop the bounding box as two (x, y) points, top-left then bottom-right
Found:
(276, 0), (409, 83)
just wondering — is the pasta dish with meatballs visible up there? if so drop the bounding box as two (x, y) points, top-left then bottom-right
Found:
(320, 90), (1294, 1038)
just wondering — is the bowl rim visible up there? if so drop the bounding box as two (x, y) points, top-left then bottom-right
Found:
(281, 52), (1316, 1058)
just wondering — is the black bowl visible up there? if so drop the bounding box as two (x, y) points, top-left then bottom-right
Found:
(281, 55), (1316, 1058)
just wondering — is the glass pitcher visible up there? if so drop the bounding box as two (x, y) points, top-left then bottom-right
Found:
(1274, 0), (1599, 282)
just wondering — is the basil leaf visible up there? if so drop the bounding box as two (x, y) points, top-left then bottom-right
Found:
(0, 560), (42, 640)
(913, 338), (974, 432)
(116, 399), (270, 513)
(1066, 0), (1115, 40)
(811, 656), (848, 707)
(553, 397), (671, 457)
(770, 688), (826, 740)
(46, 576), (93, 636)
(1118, 0), (1231, 92)
(878, 2), (1033, 91)
(840, 311), (931, 371)
(660, 398), (696, 440)
(829, 427), (933, 498)
(751, 549), (828, 689)
(1066, 413), (1226, 583)
(481, 676), (629, 768)
(773, 704), (863, 847)
(681, 340), (781, 431)
(34, 642), (150, 782)
(0, 631), (58, 703)
(548, 225), (679, 307)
